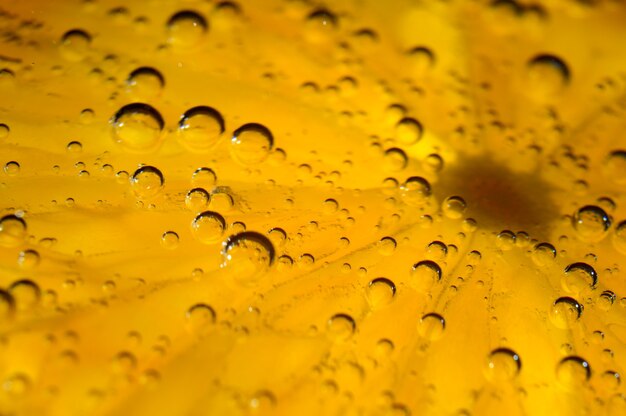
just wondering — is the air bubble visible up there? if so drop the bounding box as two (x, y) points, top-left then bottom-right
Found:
(221, 232), (275, 284)
(327, 313), (355, 341)
(418, 313), (445, 341)
(562, 262), (597, 294)
(178, 106), (225, 152)
(367, 277), (396, 308)
(411, 260), (442, 292)
(572, 205), (611, 242)
(60, 29), (91, 61)
(111, 103), (164, 152)
(126, 67), (165, 99)
(130, 166), (164, 198)
(485, 348), (521, 381)
(556, 356), (591, 389)
(231, 123), (274, 165)
(167, 10), (208, 48)
(191, 211), (226, 244)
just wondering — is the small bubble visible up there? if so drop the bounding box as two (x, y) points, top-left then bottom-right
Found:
(178, 106), (225, 152)
(442, 196), (466, 219)
(0, 289), (16, 319)
(167, 10), (208, 48)
(221, 232), (275, 284)
(17, 249), (40, 269)
(604, 150), (626, 184)
(191, 211), (225, 244)
(210, 188), (234, 211)
(400, 176), (431, 206)
(0, 124), (10, 139)
(527, 54), (570, 96)
(485, 348), (521, 381)
(394, 117), (423, 145)
(160, 231), (179, 249)
(230, 123), (274, 165)
(3, 373), (31, 395)
(550, 297), (582, 329)
(411, 260), (442, 292)
(562, 262), (597, 294)
(66, 141), (83, 153)
(418, 313), (445, 341)
(327, 313), (355, 341)
(407, 46), (435, 73)
(0, 215), (27, 248)
(305, 9), (337, 42)
(383, 148), (408, 172)
(323, 198), (339, 214)
(367, 277), (396, 308)
(185, 188), (211, 211)
(60, 29), (91, 61)
(130, 166), (164, 198)
(186, 303), (216, 332)
(8, 279), (40, 311)
(496, 230), (516, 250)
(556, 356), (591, 389)
(572, 205), (611, 242)
(191, 167), (217, 187)
(111, 103), (164, 152)
(4, 161), (19, 176)
(598, 290), (616, 311)
(249, 390), (277, 411)
(126, 67), (165, 99)
(531, 242), (556, 266)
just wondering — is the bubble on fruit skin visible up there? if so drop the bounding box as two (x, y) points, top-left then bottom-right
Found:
(400, 176), (431, 206)
(485, 348), (522, 382)
(572, 205), (611, 242)
(418, 313), (445, 341)
(0, 214), (27, 248)
(126, 67), (165, 99)
(191, 211), (226, 244)
(549, 297), (583, 329)
(178, 106), (225, 152)
(59, 29), (91, 61)
(527, 54), (570, 96)
(531, 242), (556, 266)
(167, 10), (208, 48)
(394, 117), (423, 145)
(556, 356), (591, 389)
(367, 277), (396, 308)
(327, 313), (356, 341)
(185, 303), (216, 333)
(562, 262), (597, 294)
(411, 260), (442, 292)
(383, 148), (408, 172)
(111, 103), (165, 152)
(230, 123), (274, 165)
(185, 188), (211, 211)
(0, 289), (16, 320)
(130, 166), (164, 198)
(8, 279), (40, 311)
(442, 196), (466, 220)
(221, 232), (275, 284)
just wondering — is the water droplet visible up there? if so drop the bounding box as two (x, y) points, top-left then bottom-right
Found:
(305, 9), (337, 42)
(323, 198), (339, 214)
(0, 124), (10, 139)
(367, 278), (396, 308)
(377, 237), (397, 256)
(411, 260), (442, 292)
(407, 46), (435, 73)
(556, 356), (591, 389)
(221, 232), (275, 284)
(0, 215), (27, 248)
(527, 54), (570, 96)
(394, 117), (423, 145)
(400, 176), (431, 206)
(601, 371), (621, 391)
(562, 262), (597, 294)
(185, 188), (211, 211)
(613, 220), (626, 254)
(383, 148), (408, 172)
(191, 167), (217, 187)
(426, 241), (448, 261)
(126, 67), (165, 99)
(531, 242), (556, 266)
(4, 161), (19, 176)
(186, 303), (216, 332)
(598, 290), (616, 311)
(191, 211), (226, 244)
(550, 297), (582, 329)
(418, 313), (445, 341)
(60, 29), (91, 61)
(485, 348), (521, 381)
(17, 249), (40, 269)
(442, 196), (466, 219)
(496, 230), (516, 250)
(8, 279), (40, 311)
(605, 150), (626, 184)
(160, 231), (179, 249)
(130, 166), (164, 198)
(111, 103), (164, 152)
(327, 313), (355, 341)
(167, 10), (208, 48)
(573, 205), (611, 242)
(178, 106), (225, 152)
(230, 123), (274, 165)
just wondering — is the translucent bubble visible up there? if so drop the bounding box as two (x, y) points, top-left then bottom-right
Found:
(601, 371), (621, 391)
(160, 231), (179, 249)
(323, 198), (339, 214)
(531, 242), (556, 266)
(191, 211), (226, 244)
(383, 148), (408, 172)
(327, 313), (355, 341)
(221, 232), (275, 284)
(605, 150), (626, 184)
(0, 124), (9, 139)
(367, 277), (396, 308)
(411, 260), (442, 292)
(60, 29), (91, 61)
(426, 241), (448, 261)
(4, 161), (19, 176)
(126, 67), (165, 99)
(167, 10), (208, 48)
(191, 167), (217, 187)
(377, 237), (397, 256)
(485, 348), (521, 381)
(424, 153), (444, 173)
(305, 9), (337, 42)
(250, 390), (277, 412)
(394, 117), (423, 145)
(613, 220), (626, 254)
(400, 176), (431, 206)
(3, 373), (31, 395)
(8, 279), (40, 311)
(572, 205), (611, 242)
(442, 196), (466, 219)
(17, 249), (40, 269)
(598, 290), (616, 311)
(66, 141), (82, 153)
(407, 46), (435, 73)
(111, 103), (164, 152)
(418, 313), (445, 341)
(130, 166), (164, 198)
(549, 297), (582, 329)
(178, 106), (225, 152)
(557, 356), (591, 389)
(562, 262), (597, 294)
(496, 230), (516, 250)
(527, 54), (570, 96)
(209, 188), (234, 211)
(186, 303), (216, 332)
(0, 289), (16, 319)
(0, 215), (27, 248)
(185, 188), (211, 211)
(231, 123), (274, 165)
(268, 227), (287, 247)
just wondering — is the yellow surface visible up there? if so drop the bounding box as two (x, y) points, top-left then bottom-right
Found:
(0, 0), (625, 415)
